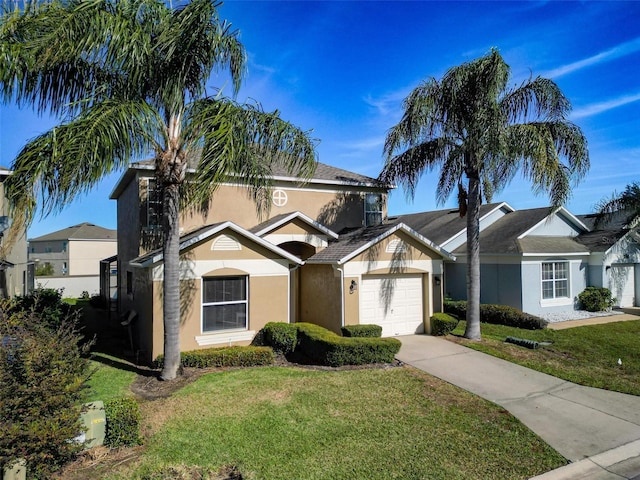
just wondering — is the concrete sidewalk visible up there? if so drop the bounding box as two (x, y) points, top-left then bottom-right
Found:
(397, 335), (640, 479)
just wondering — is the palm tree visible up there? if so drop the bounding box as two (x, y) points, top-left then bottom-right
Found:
(380, 49), (589, 340)
(0, 0), (317, 380)
(594, 182), (640, 228)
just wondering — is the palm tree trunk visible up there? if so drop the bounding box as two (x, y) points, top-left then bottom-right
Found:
(464, 174), (481, 340)
(160, 182), (181, 380)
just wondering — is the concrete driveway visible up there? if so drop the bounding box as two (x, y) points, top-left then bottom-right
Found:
(397, 335), (640, 479)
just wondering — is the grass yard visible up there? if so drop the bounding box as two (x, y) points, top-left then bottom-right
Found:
(451, 320), (640, 396)
(103, 366), (565, 480)
(84, 353), (138, 403)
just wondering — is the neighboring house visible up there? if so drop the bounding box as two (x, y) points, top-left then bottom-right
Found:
(577, 213), (640, 308)
(395, 203), (640, 316)
(111, 161), (452, 362)
(0, 166), (31, 298)
(29, 223), (117, 296)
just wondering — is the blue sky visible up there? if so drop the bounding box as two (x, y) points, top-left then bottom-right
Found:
(1, 0), (640, 238)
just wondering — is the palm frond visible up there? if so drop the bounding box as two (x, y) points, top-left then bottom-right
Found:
(5, 99), (162, 223)
(182, 97), (317, 217)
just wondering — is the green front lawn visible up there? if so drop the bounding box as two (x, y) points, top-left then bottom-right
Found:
(106, 366), (564, 480)
(84, 353), (137, 403)
(451, 320), (640, 396)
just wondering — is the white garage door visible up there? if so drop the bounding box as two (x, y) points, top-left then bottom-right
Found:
(609, 265), (635, 307)
(360, 274), (424, 336)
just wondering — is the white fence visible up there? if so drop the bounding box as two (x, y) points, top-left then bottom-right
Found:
(34, 275), (100, 298)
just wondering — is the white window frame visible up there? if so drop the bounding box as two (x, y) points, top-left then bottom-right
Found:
(201, 276), (249, 334)
(540, 260), (571, 304)
(364, 193), (383, 227)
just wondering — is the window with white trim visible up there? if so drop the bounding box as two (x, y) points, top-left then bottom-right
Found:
(365, 193), (383, 227)
(202, 276), (248, 332)
(541, 261), (569, 299)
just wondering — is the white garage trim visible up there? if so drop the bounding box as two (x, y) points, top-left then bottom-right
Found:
(360, 274), (424, 337)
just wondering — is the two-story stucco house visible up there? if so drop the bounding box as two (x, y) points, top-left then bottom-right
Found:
(0, 166), (31, 298)
(110, 160), (452, 362)
(28, 223), (117, 296)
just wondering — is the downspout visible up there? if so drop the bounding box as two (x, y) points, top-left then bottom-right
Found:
(288, 263), (302, 324)
(333, 264), (345, 328)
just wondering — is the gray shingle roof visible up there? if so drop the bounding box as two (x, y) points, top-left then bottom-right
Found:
(30, 223), (116, 242)
(575, 229), (629, 252)
(453, 207), (555, 255)
(391, 203), (506, 245)
(518, 236), (589, 254)
(130, 159), (385, 187)
(307, 223), (398, 263)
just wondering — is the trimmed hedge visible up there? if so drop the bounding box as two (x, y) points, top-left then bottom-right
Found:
(444, 300), (547, 330)
(155, 346), (274, 368)
(104, 397), (142, 448)
(263, 322), (298, 354)
(295, 323), (401, 367)
(578, 287), (615, 312)
(341, 324), (382, 338)
(430, 313), (459, 336)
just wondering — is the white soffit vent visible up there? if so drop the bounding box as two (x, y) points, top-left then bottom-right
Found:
(211, 234), (241, 251)
(386, 239), (407, 253)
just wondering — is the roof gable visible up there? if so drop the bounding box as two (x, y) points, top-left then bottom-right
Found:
(306, 222), (454, 265)
(250, 211), (338, 239)
(130, 221), (304, 267)
(392, 202), (513, 247)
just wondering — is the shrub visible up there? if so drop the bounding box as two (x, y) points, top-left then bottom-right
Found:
(89, 293), (108, 309)
(80, 291), (90, 300)
(155, 346), (274, 369)
(263, 322), (298, 354)
(8, 288), (74, 331)
(104, 397), (142, 448)
(444, 300), (547, 330)
(295, 323), (400, 367)
(341, 324), (382, 338)
(0, 308), (91, 478)
(430, 313), (459, 336)
(578, 287), (615, 312)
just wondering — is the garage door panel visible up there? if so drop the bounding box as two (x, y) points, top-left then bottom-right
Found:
(609, 265), (635, 307)
(361, 275), (424, 336)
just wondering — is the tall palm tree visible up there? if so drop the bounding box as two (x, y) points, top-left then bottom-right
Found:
(0, 0), (317, 380)
(380, 49), (589, 340)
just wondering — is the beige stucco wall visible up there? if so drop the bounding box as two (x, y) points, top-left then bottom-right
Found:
(140, 228), (294, 362)
(69, 240), (117, 276)
(313, 231), (446, 332)
(299, 264), (342, 333)
(178, 181), (387, 234)
(148, 274), (289, 361)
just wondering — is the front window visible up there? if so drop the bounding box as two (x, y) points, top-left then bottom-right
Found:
(542, 261), (569, 299)
(202, 276), (248, 332)
(365, 193), (383, 227)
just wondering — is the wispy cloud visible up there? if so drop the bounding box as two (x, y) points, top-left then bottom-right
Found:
(363, 88), (410, 117)
(543, 37), (640, 78)
(571, 92), (640, 119)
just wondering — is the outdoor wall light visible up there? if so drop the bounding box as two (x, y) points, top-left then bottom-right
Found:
(349, 280), (358, 294)
(434, 276), (441, 286)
